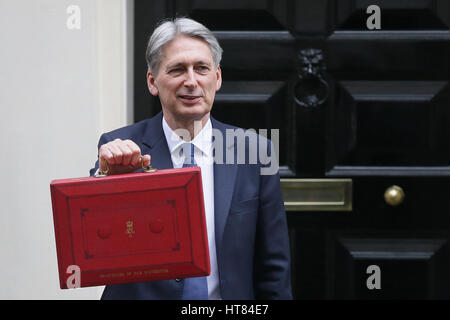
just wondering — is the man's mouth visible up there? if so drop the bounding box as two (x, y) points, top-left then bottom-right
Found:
(178, 95), (201, 104)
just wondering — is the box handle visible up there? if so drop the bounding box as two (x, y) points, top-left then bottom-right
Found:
(95, 155), (158, 177)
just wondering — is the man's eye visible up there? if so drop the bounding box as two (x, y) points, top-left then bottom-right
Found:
(169, 68), (183, 73)
(196, 66), (209, 72)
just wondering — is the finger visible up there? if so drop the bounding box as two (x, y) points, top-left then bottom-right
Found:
(99, 148), (114, 171)
(107, 142), (123, 165)
(99, 145), (115, 166)
(124, 140), (142, 167)
(116, 142), (133, 167)
(141, 154), (151, 167)
(130, 152), (142, 168)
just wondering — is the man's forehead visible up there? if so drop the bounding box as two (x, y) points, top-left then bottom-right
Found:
(160, 35), (214, 65)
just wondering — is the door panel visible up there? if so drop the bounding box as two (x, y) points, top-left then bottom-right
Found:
(330, 236), (450, 299)
(175, 0), (290, 31)
(134, 0), (450, 299)
(335, 0), (450, 31)
(328, 81), (450, 169)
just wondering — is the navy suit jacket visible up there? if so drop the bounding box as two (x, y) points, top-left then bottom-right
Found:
(90, 112), (292, 300)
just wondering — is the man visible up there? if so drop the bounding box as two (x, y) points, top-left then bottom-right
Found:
(90, 17), (292, 300)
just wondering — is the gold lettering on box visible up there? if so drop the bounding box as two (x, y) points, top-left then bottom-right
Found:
(99, 269), (169, 279)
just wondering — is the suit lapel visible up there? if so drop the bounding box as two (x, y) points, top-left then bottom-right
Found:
(141, 112), (173, 170)
(211, 117), (238, 256)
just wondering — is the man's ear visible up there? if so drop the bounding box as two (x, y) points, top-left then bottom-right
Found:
(215, 66), (222, 91)
(147, 71), (159, 96)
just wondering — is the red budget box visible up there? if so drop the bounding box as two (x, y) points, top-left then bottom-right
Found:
(50, 167), (210, 289)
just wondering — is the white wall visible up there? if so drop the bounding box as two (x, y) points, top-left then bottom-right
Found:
(0, 0), (133, 299)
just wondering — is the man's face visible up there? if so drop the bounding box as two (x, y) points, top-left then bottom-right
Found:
(147, 35), (222, 126)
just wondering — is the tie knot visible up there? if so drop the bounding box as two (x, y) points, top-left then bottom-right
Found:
(182, 143), (197, 167)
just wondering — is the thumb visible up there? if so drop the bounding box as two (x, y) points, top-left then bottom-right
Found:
(141, 154), (151, 167)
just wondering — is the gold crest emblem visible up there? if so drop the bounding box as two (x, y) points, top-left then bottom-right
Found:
(125, 220), (135, 238)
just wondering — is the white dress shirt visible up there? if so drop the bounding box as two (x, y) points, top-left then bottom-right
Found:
(162, 116), (221, 300)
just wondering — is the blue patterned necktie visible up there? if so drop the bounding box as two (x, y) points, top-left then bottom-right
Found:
(182, 143), (197, 167)
(181, 143), (208, 300)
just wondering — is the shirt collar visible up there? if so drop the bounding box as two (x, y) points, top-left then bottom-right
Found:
(162, 116), (212, 157)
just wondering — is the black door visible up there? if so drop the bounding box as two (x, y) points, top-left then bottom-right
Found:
(134, 0), (450, 299)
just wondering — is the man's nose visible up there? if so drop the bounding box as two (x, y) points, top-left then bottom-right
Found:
(183, 68), (198, 88)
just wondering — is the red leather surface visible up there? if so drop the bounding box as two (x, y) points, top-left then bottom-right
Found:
(50, 167), (210, 289)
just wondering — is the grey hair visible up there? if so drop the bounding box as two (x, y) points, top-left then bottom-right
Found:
(146, 17), (223, 76)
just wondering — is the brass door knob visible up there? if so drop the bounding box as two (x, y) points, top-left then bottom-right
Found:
(384, 185), (405, 206)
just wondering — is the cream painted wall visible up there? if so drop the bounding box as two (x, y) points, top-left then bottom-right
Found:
(0, 0), (133, 299)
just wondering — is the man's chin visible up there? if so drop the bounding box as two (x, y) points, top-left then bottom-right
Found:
(169, 108), (209, 124)
(179, 105), (209, 117)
